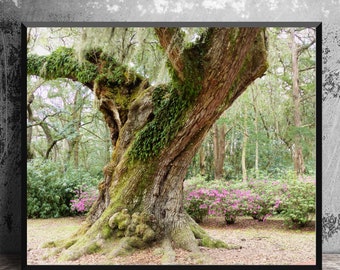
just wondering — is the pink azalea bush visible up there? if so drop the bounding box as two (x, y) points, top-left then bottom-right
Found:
(70, 185), (98, 214)
(185, 188), (210, 223)
(208, 189), (250, 224)
(184, 178), (315, 227)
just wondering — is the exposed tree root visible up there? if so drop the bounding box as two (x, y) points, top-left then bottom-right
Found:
(41, 210), (241, 264)
(160, 238), (176, 264)
(187, 215), (242, 250)
(108, 238), (137, 258)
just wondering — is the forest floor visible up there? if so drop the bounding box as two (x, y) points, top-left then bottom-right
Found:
(27, 216), (316, 265)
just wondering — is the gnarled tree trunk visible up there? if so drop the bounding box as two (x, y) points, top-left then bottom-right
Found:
(28, 27), (268, 263)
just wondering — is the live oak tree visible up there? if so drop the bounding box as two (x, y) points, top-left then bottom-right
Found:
(27, 27), (268, 262)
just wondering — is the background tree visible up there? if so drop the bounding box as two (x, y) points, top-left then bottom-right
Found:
(213, 121), (226, 180)
(289, 28), (316, 176)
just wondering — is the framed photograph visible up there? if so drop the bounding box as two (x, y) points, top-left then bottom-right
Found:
(7, 1), (340, 270)
(23, 22), (321, 268)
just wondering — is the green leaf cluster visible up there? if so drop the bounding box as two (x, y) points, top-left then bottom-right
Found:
(27, 158), (100, 218)
(280, 180), (316, 228)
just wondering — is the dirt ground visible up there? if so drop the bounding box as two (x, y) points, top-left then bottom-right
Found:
(27, 216), (316, 265)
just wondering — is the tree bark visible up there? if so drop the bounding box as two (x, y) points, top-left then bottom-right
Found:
(28, 27), (268, 262)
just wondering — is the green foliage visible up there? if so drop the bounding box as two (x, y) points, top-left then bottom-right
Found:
(280, 180), (316, 228)
(27, 54), (46, 76)
(27, 158), (100, 218)
(95, 60), (124, 87)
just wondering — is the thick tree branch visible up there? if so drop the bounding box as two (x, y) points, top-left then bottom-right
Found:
(27, 48), (97, 89)
(27, 48), (150, 147)
(154, 28), (185, 81)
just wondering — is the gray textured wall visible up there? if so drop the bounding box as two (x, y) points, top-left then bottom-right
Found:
(1, 0), (339, 254)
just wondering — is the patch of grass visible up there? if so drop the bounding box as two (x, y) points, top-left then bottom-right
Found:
(27, 217), (83, 245)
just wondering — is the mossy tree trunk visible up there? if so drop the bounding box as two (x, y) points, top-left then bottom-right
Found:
(28, 27), (268, 262)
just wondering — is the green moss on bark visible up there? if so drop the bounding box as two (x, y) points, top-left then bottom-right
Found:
(101, 225), (113, 240)
(27, 47), (98, 84)
(189, 221), (240, 249)
(128, 32), (212, 162)
(86, 242), (101, 254)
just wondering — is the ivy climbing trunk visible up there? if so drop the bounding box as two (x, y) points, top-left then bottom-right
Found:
(28, 27), (268, 263)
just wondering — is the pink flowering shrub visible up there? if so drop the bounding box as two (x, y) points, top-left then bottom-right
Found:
(243, 193), (275, 221)
(184, 178), (315, 227)
(185, 187), (255, 224)
(208, 189), (248, 224)
(246, 180), (284, 221)
(70, 185), (98, 214)
(185, 188), (210, 223)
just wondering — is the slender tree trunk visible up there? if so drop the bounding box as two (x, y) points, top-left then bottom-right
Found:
(64, 87), (84, 169)
(37, 120), (55, 159)
(73, 138), (80, 169)
(213, 123), (226, 179)
(72, 88), (83, 169)
(241, 110), (248, 182)
(27, 93), (34, 160)
(290, 28), (305, 176)
(28, 27), (268, 262)
(27, 79), (45, 159)
(199, 144), (206, 176)
(251, 87), (259, 179)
